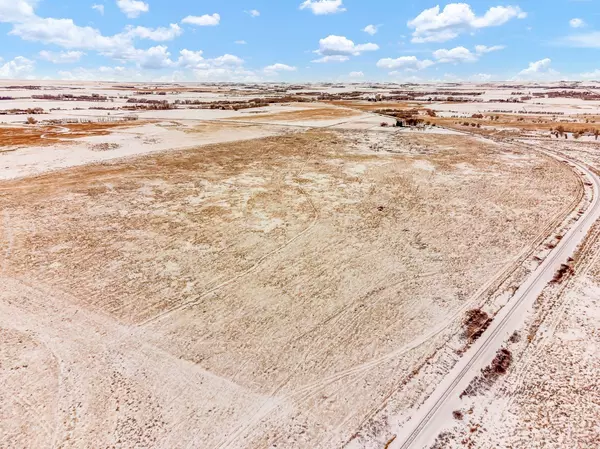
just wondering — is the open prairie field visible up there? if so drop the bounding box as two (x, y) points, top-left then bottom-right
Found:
(0, 123), (580, 448)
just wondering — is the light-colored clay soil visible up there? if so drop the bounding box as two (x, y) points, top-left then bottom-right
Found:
(0, 128), (579, 448)
(230, 106), (360, 122)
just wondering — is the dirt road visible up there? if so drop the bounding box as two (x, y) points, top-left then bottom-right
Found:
(393, 152), (600, 449)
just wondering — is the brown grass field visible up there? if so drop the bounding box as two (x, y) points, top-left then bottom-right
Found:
(0, 127), (581, 448)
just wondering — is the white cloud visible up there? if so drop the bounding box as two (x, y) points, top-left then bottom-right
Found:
(561, 31), (600, 48)
(192, 67), (258, 82)
(176, 51), (245, 69)
(433, 46), (477, 63)
(580, 69), (600, 80)
(376, 56), (434, 70)
(315, 35), (379, 59)
(181, 13), (220, 26)
(132, 45), (173, 69)
(312, 55), (350, 63)
(247, 9), (260, 17)
(349, 71), (364, 78)
(211, 54), (244, 66)
(569, 18), (585, 28)
(176, 52), (257, 81)
(58, 65), (151, 81)
(408, 3), (527, 43)
(0, 0), (37, 23)
(8, 16), (183, 65)
(116, 0), (149, 18)
(264, 63), (297, 73)
(431, 44), (505, 64)
(475, 44), (505, 54)
(471, 73), (492, 81)
(91, 4), (105, 15)
(39, 50), (84, 63)
(123, 24), (183, 41)
(516, 58), (560, 80)
(0, 1), (248, 79)
(10, 17), (130, 53)
(387, 72), (423, 83)
(235, 40), (247, 45)
(176, 49), (204, 68)
(300, 0), (346, 15)
(0, 56), (35, 78)
(519, 58), (552, 75)
(363, 24), (379, 35)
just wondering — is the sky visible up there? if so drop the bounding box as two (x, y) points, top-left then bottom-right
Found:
(0, 0), (599, 82)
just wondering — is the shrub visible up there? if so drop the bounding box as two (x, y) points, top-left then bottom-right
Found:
(26, 116), (37, 124)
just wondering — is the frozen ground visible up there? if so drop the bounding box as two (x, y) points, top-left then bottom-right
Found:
(1, 80), (599, 449)
(0, 124), (578, 448)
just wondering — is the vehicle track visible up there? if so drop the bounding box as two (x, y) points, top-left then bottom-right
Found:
(210, 133), (587, 449)
(139, 152), (320, 327)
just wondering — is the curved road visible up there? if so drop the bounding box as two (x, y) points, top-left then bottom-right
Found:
(392, 150), (600, 449)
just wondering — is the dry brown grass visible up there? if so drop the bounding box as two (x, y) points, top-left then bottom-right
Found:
(326, 100), (421, 111)
(0, 121), (147, 147)
(0, 129), (582, 449)
(430, 114), (600, 134)
(235, 107), (360, 121)
(0, 127), (54, 147)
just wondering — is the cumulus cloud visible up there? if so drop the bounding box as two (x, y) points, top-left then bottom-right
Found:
(182, 14), (220, 26)
(9, 17), (183, 66)
(516, 58), (561, 80)
(580, 69), (600, 80)
(192, 67), (258, 82)
(312, 55), (349, 63)
(475, 44), (505, 54)
(300, 0), (345, 15)
(0, 56), (35, 78)
(0, 0), (37, 23)
(519, 58), (552, 75)
(430, 44), (505, 64)
(211, 54), (244, 66)
(176, 49), (205, 68)
(349, 71), (364, 78)
(264, 63), (297, 73)
(10, 17), (130, 53)
(363, 24), (379, 35)
(123, 24), (183, 41)
(433, 46), (477, 63)
(408, 3), (527, 43)
(132, 45), (173, 69)
(176, 52), (257, 81)
(314, 35), (379, 62)
(431, 44), (505, 64)
(116, 0), (149, 18)
(0, 0), (258, 80)
(376, 56), (434, 70)
(246, 9), (260, 17)
(569, 18), (585, 28)
(561, 31), (600, 48)
(235, 40), (247, 45)
(91, 4), (104, 15)
(39, 50), (84, 63)
(471, 73), (492, 81)
(59, 65), (138, 81)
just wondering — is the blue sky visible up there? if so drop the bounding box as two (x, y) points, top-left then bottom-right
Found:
(0, 0), (599, 82)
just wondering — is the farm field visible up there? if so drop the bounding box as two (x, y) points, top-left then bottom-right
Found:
(1, 80), (599, 448)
